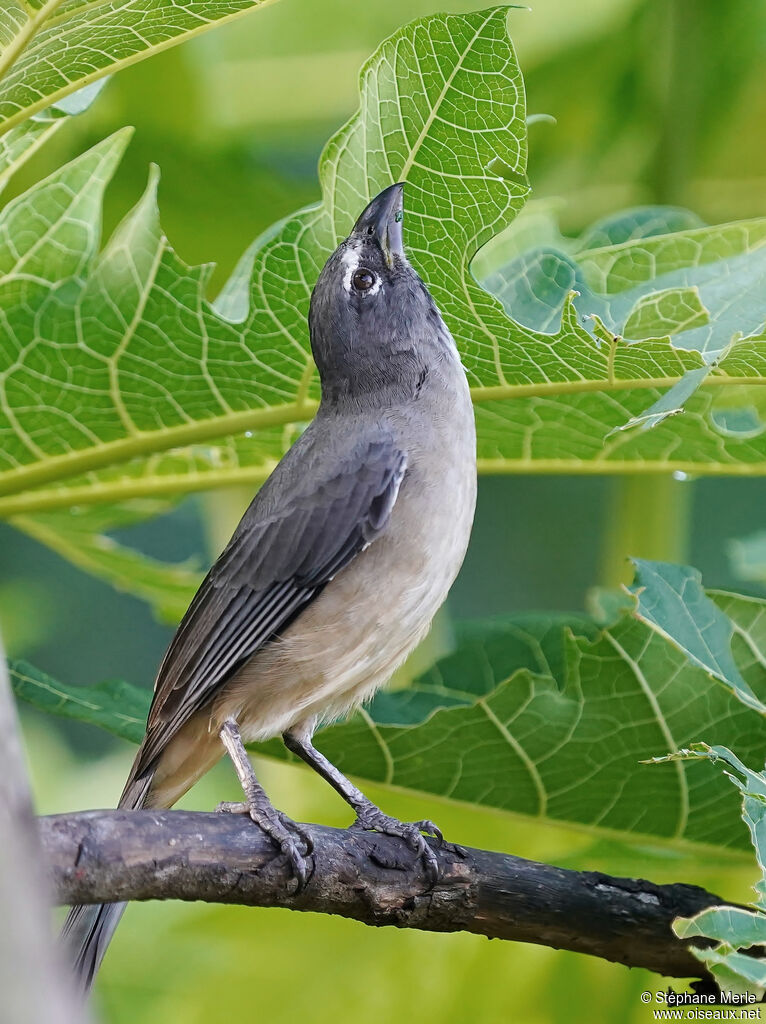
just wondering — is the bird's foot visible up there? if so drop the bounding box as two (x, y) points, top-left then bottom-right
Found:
(216, 799), (313, 890)
(349, 805), (442, 883)
(216, 800), (248, 814)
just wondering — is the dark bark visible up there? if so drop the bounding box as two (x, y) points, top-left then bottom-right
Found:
(40, 808), (729, 980)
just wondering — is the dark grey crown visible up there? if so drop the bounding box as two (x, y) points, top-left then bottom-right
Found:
(309, 184), (452, 407)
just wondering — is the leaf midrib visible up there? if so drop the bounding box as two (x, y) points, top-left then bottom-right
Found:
(0, 0), (66, 88)
(0, 398), (315, 498)
(0, 368), (763, 504)
(604, 630), (690, 840)
(0, 0), (278, 137)
(6, 449), (766, 520)
(397, 10), (495, 183)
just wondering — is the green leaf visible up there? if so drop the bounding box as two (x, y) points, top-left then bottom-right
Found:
(470, 386), (766, 479)
(628, 559), (763, 712)
(3, 8), (766, 524)
(719, 325), (766, 380)
(0, 0), (271, 136)
(482, 214), (766, 359)
(653, 744), (766, 894)
(0, 7), (532, 514)
(480, 211), (766, 444)
(622, 286), (709, 342)
(14, 572), (766, 853)
(662, 744), (766, 993)
(12, 502), (201, 623)
(0, 117), (61, 195)
(675, 906), (766, 948)
(480, 247), (579, 335)
(693, 949), (766, 994)
(606, 366), (712, 436)
(575, 206), (706, 250)
(0, 128), (131, 281)
(9, 659), (146, 743)
(0, 79), (110, 197)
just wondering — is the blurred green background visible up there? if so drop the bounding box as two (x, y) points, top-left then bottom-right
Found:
(4, 0), (766, 1020)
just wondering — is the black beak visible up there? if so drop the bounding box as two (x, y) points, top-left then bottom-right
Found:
(351, 183), (405, 264)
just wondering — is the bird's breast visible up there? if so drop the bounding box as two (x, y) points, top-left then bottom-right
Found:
(219, 370), (477, 740)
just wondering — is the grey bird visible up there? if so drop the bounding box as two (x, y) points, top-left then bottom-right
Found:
(62, 183), (477, 991)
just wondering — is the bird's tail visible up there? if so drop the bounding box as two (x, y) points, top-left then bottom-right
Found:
(61, 901), (127, 994)
(61, 771), (154, 994)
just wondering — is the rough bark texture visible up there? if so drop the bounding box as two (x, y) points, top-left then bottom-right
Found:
(40, 809), (727, 980)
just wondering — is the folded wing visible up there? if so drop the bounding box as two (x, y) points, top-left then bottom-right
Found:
(133, 434), (407, 776)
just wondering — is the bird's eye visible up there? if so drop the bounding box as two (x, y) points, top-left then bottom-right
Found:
(352, 268), (376, 292)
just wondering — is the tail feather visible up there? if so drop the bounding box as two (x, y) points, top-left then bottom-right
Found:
(61, 771), (154, 993)
(62, 902), (127, 993)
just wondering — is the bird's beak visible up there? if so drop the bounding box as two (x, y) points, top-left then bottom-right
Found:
(351, 183), (405, 266)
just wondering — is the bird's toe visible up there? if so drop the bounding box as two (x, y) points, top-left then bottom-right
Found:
(277, 834), (311, 892)
(413, 819), (443, 845)
(277, 811), (314, 856)
(215, 800), (249, 814)
(350, 808), (442, 883)
(243, 805), (313, 890)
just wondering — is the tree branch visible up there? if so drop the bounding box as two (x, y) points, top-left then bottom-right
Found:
(39, 809), (730, 980)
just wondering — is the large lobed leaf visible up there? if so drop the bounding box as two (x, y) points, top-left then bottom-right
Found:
(0, 7), (527, 516)
(12, 561), (766, 853)
(0, 8), (765, 620)
(481, 205), (766, 359)
(1, 7), (766, 535)
(0, 0), (270, 136)
(478, 204), (766, 452)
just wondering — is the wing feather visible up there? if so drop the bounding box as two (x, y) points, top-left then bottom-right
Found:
(133, 434), (407, 774)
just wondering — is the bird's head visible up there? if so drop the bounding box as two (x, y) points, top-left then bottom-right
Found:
(309, 184), (452, 406)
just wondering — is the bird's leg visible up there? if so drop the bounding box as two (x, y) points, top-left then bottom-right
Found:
(283, 728), (441, 882)
(218, 719), (313, 889)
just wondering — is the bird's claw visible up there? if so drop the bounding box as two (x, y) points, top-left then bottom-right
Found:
(350, 808), (441, 883)
(215, 800), (312, 891)
(278, 811), (315, 856)
(252, 808), (313, 891)
(273, 828), (311, 891)
(413, 819), (443, 846)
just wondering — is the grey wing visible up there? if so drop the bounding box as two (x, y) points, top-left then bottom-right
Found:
(133, 437), (407, 774)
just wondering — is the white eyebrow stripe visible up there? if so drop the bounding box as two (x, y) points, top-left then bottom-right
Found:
(341, 247), (359, 293)
(341, 245), (383, 297)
